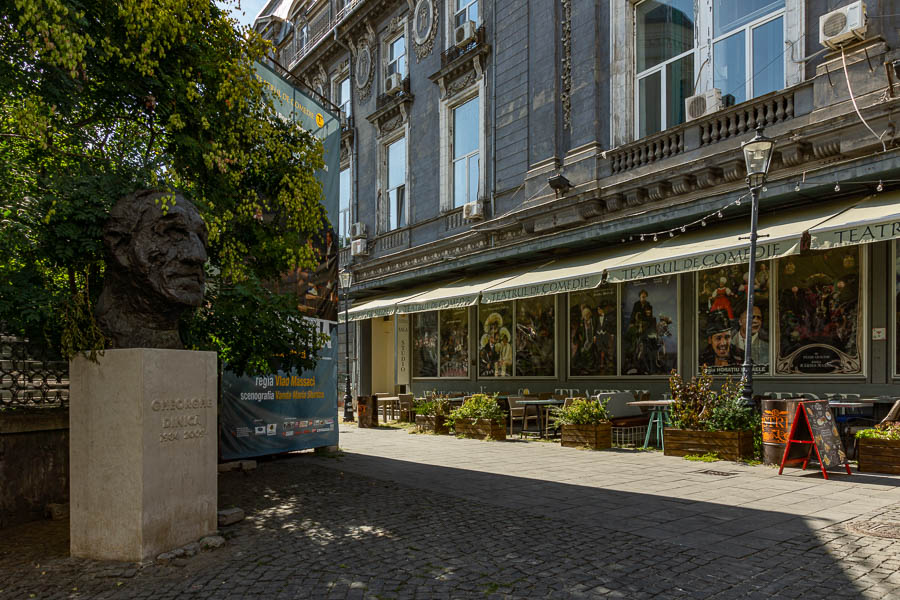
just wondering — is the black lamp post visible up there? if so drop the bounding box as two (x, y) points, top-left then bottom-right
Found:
(740, 126), (776, 406)
(339, 268), (354, 422)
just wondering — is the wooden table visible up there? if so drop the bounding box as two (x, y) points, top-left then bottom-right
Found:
(627, 400), (675, 449)
(518, 399), (565, 437)
(377, 396), (400, 422)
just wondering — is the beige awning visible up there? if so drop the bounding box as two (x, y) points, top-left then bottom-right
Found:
(480, 250), (642, 304)
(604, 199), (859, 282)
(345, 286), (433, 322)
(396, 267), (537, 314)
(807, 191), (900, 250)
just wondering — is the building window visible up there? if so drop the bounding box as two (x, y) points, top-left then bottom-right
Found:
(622, 277), (678, 376)
(412, 308), (469, 378)
(634, 0), (695, 138)
(478, 300), (556, 378)
(713, 0), (785, 106)
(387, 35), (406, 79)
(339, 167), (351, 247)
(452, 97), (479, 208)
(569, 288), (618, 377)
(337, 76), (351, 118)
(454, 0), (478, 27)
(614, 0), (801, 145)
(697, 265), (771, 376)
(386, 136), (406, 231)
(775, 249), (862, 375)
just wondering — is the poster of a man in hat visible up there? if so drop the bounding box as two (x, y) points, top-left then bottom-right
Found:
(699, 309), (744, 371)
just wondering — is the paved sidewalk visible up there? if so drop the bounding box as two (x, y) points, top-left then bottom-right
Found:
(1, 424), (899, 599)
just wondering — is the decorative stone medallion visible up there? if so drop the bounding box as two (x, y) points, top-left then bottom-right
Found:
(355, 42), (374, 101)
(413, 0), (438, 62)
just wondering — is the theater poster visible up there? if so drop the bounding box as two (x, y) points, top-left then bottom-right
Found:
(220, 63), (341, 460)
(775, 248), (862, 375)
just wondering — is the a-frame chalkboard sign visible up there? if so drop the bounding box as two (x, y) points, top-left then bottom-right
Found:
(778, 400), (851, 479)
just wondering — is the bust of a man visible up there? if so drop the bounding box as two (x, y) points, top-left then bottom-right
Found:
(95, 190), (208, 349)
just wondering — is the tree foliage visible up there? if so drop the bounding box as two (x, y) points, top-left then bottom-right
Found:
(1, 0), (330, 374)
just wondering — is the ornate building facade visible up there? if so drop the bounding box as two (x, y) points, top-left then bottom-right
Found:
(255, 0), (900, 401)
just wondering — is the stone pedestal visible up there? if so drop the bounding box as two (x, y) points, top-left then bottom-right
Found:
(70, 349), (217, 562)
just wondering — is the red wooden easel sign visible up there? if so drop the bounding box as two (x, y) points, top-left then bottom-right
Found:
(778, 400), (851, 480)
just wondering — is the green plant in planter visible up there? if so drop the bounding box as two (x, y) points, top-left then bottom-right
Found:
(551, 397), (611, 427)
(414, 395), (451, 417)
(856, 423), (900, 440)
(448, 393), (505, 426)
(669, 368), (754, 432)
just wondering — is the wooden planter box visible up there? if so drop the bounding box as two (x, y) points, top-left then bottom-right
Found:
(415, 415), (449, 435)
(561, 423), (612, 449)
(858, 438), (900, 474)
(453, 418), (506, 441)
(663, 428), (754, 461)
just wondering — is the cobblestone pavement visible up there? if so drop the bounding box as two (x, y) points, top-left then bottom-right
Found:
(3, 424), (900, 599)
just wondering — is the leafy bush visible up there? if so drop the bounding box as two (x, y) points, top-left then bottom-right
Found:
(856, 423), (900, 441)
(669, 368), (755, 432)
(448, 393), (505, 425)
(551, 397), (611, 426)
(414, 395), (450, 417)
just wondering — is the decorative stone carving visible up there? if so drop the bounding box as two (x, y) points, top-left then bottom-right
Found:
(381, 114), (403, 134)
(560, 0), (572, 131)
(781, 140), (811, 167)
(604, 194), (622, 213)
(354, 38), (375, 102)
(670, 174), (694, 195)
(647, 181), (671, 201)
(96, 190), (208, 349)
(720, 159), (746, 183)
(447, 71), (476, 99)
(413, 0), (438, 62)
(694, 167), (723, 189)
(813, 139), (841, 159)
(625, 189), (645, 208)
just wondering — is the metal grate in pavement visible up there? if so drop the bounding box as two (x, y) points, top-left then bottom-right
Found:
(695, 469), (739, 477)
(846, 520), (900, 539)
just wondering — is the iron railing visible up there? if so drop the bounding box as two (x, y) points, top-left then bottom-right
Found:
(0, 335), (69, 409)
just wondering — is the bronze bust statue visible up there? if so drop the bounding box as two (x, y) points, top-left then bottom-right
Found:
(95, 190), (208, 349)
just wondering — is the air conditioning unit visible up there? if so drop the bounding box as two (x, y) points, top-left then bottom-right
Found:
(350, 239), (368, 256)
(462, 201), (483, 221)
(349, 222), (366, 239)
(385, 73), (403, 95)
(820, 1), (867, 49)
(684, 88), (723, 122)
(454, 21), (477, 49)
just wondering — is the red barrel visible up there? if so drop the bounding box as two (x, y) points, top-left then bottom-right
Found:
(762, 398), (803, 465)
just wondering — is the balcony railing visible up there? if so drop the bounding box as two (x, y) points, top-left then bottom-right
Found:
(440, 25), (486, 68)
(287, 0), (364, 68)
(609, 85), (802, 176)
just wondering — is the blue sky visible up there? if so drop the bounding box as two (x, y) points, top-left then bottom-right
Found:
(217, 0), (269, 28)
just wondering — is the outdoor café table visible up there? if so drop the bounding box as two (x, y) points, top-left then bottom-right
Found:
(518, 398), (565, 437)
(377, 396), (400, 422)
(626, 400), (675, 450)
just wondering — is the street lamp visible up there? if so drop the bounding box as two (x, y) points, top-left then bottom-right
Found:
(740, 126), (776, 406)
(339, 268), (354, 422)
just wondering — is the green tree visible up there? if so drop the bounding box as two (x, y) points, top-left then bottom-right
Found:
(1, 0), (329, 375)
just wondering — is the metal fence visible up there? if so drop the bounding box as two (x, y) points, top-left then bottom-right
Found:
(0, 335), (69, 410)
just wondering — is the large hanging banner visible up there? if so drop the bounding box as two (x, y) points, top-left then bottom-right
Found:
(220, 62), (341, 460)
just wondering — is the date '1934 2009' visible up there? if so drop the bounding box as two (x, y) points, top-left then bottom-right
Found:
(160, 428), (206, 443)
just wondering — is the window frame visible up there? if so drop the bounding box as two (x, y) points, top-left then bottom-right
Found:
(710, 6), (786, 106)
(451, 96), (481, 209)
(693, 263), (774, 379)
(477, 298), (558, 380)
(611, 0), (804, 146)
(440, 86), (484, 213)
(771, 247), (868, 378)
(386, 34), (407, 80)
(334, 73), (351, 119)
(411, 309), (471, 380)
(567, 286), (622, 379)
(338, 165), (352, 247)
(379, 129), (409, 233)
(445, 0), (480, 50)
